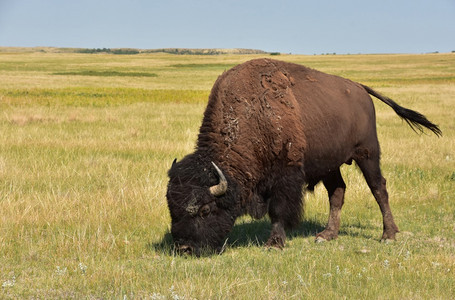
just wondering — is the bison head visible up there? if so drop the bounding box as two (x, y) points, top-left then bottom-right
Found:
(166, 155), (238, 256)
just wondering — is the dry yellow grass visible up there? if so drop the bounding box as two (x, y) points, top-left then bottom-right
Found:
(0, 50), (454, 298)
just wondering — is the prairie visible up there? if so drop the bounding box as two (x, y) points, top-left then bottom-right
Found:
(0, 49), (454, 299)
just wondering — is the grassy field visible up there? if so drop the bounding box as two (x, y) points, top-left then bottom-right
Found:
(0, 49), (454, 299)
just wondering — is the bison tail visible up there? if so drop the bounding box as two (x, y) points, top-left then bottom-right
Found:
(361, 84), (442, 137)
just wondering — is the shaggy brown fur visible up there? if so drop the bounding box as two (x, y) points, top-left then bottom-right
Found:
(167, 58), (441, 255)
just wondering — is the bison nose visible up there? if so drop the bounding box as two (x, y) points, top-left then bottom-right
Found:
(178, 245), (194, 256)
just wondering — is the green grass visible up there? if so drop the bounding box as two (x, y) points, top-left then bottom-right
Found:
(1, 88), (209, 106)
(0, 50), (454, 299)
(170, 63), (237, 70)
(53, 70), (158, 77)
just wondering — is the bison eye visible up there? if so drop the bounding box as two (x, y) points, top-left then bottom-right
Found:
(199, 204), (211, 217)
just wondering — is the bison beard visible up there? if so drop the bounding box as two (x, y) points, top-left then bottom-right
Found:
(166, 58), (441, 255)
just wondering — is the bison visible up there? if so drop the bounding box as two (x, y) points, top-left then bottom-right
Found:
(166, 58), (441, 256)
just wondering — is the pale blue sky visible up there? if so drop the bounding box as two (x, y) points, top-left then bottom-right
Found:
(1, 0), (454, 54)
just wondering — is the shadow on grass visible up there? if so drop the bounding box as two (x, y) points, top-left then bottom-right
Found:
(227, 219), (327, 248)
(151, 218), (327, 256)
(151, 232), (175, 256)
(337, 221), (380, 240)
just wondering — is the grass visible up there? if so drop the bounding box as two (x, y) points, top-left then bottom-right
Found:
(1, 88), (209, 106)
(53, 70), (158, 77)
(0, 49), (454, 298)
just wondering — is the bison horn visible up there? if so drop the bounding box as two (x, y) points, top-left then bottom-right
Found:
(209, 162), (228, 196)
(171, 158), (177, 169)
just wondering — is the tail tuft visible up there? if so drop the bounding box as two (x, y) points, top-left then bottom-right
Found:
(361, 84), (442, 137)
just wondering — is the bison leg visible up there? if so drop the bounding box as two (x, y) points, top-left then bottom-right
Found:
(265, 172), (305, 249)
(357, 155), (399, 241)
(316, 169), (346, 242)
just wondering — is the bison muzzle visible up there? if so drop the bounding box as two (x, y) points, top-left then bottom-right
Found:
(166, 58), (441, 255)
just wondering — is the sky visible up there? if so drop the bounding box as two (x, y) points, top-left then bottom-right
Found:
(0, 0), (454, 54)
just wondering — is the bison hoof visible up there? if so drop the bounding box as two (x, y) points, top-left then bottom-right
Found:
(265, 236), (285, 250)
(265, 245), (283, 252)
(315, 236), (327, 243)
(315, 229), (338, 242)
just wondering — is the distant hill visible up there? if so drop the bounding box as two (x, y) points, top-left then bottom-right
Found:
(0, 47), (272, 55)
(143, 48), (269, 55)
